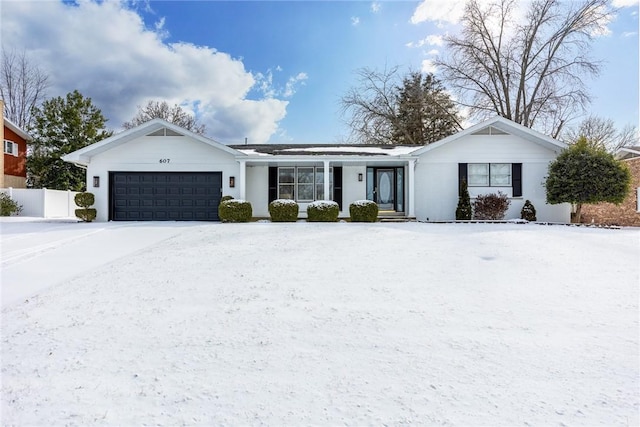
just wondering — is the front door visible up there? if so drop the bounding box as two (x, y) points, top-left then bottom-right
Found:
(376, 169), (395, 211)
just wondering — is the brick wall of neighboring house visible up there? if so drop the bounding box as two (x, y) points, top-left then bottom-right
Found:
(4, 125), (27, 178)
(581, 157), (640, 226)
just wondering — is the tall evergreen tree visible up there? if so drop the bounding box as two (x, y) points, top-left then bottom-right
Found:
(28, 90), (112, 190)
(393, 72), (461, 145)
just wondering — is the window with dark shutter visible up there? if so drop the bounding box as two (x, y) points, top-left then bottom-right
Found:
(458, 163), (468, 196)
(333, 167), (343, 209)
(268, 167), (278, 203)
(512, 163), (522, 197)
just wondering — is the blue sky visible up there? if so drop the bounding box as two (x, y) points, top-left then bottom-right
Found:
(2, 0), (638, 144)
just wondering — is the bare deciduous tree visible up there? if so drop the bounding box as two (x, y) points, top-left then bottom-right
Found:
(0, 49), (50, 129)
(563, 115), (639, 152)
(123, 100), (206, 134)
(436, 0), (612, 138)
(340, 66), (399, 144)
(340, 67), (461, 145)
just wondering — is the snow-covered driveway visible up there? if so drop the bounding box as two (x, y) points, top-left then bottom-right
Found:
(1, 220), (638, 426)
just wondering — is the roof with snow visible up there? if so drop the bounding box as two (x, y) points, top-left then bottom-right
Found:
(229, 144), (422, 157)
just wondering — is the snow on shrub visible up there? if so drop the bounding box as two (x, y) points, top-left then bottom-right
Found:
(0, 193), (22, 217)
(472, 192), (511, 220)
(520, 199), (537, 222)
(220, 195), (234, 202)
(307, 200), (339, 222)
(74, 192), (96, 222)
(349, 200), (378, 222)
(218, 199), (252, 222)
(269, 199), (299, 222)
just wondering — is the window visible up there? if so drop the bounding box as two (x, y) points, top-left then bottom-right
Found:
(4, 140), (18, 156)
(468, 163), (512, 187)
(278, 166), (332, 201)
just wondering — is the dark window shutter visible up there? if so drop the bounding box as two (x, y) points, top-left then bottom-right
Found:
(458, 163), (468, 196)
(268, 167), (278, 202)
(333, 167), (343, 209)
(512, 163), (522, 197)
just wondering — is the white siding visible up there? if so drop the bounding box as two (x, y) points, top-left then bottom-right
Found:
(414, 133), (571, 222)
(86, 135), (239, 221)
(245, 165), (269, 217)
(342, 165), (367, 213)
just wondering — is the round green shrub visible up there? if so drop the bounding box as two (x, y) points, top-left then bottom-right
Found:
(307, 200), (339, 222)
(218, 199), (252, 222)
(520, 199), (537, 221)
(75, 208), (97, 222)
(349, 200), (378, 222)
(220, 195), (234, 203)
(74, 192), (95, 209)
(269, 199), (299, 222)
(0, 193), (22, 216)
(74, 192), (96, 222)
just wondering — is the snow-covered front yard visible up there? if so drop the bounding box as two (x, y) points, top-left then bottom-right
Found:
(1, 219), (638, 426)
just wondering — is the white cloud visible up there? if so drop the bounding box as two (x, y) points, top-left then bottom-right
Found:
(1, 1), (291, 143)
(407, 34), (444, 49)
(427, 49), (439, 56)
(351, 16), (360, 26)
(284, 73), (308, 98)
(623, 31), (638, 37)
(612, 0), (639, 6)
(410, 0), (466, 25)
(371, 2), (381, 13)
(421, 59), (437, 74)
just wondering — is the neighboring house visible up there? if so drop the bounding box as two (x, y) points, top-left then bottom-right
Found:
(580, 146), (640, 226)
(62, 116), (571, 222)
(1, 113), (30, 189)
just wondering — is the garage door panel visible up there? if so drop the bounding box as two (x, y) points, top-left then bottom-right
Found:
(110, 172), (222, 221)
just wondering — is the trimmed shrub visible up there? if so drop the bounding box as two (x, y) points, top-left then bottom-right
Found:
(455, 179), (472, 220)
(0, 193), (22, 216)
(307, 200), (339, 222)
(218, 199), (252, 222)
(349, 200), (378, 222)
(220, 195), (234, 202)
(269, 199), (299, 222)
(74, 192), (96, 222)
(472, 192), (511, 220)
(520, 199), (537, 221)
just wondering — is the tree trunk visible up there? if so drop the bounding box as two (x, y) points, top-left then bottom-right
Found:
(573, 202), (583, 224)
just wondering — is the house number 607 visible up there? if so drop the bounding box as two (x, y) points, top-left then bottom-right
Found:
(159, 158), (170, 163)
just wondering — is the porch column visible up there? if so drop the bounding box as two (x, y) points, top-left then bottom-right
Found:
(239, 160), (247, 200)
(323, 160), (331, 200)
(407, 159), (416, 217)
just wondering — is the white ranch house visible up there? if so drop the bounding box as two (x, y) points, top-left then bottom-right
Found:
(62, 116), (571, 222)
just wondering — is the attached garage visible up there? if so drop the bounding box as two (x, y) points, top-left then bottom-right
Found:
(110, 172), (222, 221)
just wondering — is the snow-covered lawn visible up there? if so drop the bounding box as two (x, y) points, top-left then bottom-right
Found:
(1, 219), (638, 426)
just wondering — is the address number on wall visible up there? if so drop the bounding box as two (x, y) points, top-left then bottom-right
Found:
(159, 159), (171, 164)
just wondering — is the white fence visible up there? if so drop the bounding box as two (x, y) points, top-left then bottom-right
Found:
(1, 188), (80, 218)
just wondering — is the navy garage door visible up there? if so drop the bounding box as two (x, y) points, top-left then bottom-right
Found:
(110, 172), (222, 221)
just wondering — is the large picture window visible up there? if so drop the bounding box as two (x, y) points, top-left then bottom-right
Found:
(468, 163), (512, 187)
(278, 167), (332, 201)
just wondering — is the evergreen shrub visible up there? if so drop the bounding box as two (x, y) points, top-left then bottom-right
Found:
(218, 199), (252, 222)
(349, 200), (378, 222)
(472, 192), (511, 220)
(307, 200), (339, 222)
(0, 193), (22, 216)
(520, 200), (537, 221)
(269, 199), (299, 222)
(74, 192), (96, 222)
(455, 179), (472, 220)
(220, 195), (234, 202)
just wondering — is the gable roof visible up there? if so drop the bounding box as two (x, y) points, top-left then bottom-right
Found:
(63, 119), (245, 166)
(615, 146), (640, 160)
(3, 117), (31, 140)
(410, 115), (567, 156)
